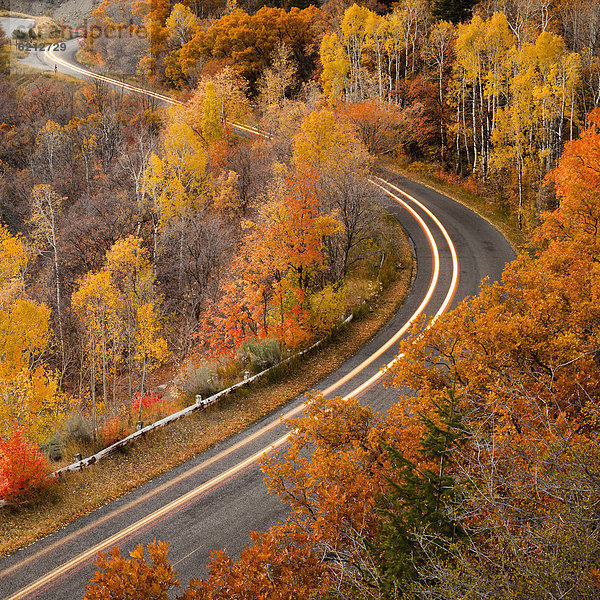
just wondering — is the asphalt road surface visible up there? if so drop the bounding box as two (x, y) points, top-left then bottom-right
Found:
(0, 49), (516, 600)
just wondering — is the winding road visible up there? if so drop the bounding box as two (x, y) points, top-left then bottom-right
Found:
(0, 45), (515, 600)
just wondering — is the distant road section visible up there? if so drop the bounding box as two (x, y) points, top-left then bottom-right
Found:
(0, 16), (35, 36)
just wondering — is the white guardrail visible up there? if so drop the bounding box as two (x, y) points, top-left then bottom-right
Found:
(49, 314), (353, 479)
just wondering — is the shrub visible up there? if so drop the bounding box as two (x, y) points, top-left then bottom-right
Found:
(238, 337), (283, 372)
(40, 434), (62, 461)
(177, 362), (222, 402)
(141, 398), (180, 425)
(409, 160), (434, 175)
(307, 284), (347, 336)
(61, 413), (93, 447)
(132, 392), (161, 413)
(0, 427), (50, 503)
(59, 413), (97, 459)
(100, 414), (132, 447)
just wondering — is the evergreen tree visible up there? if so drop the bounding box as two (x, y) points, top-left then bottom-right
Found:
(370, 391), (466, 596)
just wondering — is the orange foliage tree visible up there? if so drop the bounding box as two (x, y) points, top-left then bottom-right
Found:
(376, 107), (600, 596)
(181, 6), (319, 93)
(197, 167), (341, 355)
(337, 99), (406, 156)
(542, 106), (600, 248)
(83, 540), (179, 600)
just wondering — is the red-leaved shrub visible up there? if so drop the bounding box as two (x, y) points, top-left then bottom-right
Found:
(132, 392), (161, 412)
(100, 415), (133, 447)
(0, 427), (50, 503)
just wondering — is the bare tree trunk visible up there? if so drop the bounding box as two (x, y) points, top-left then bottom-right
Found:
(179, 221), (185, 293)
(472, 82), (478, 174)
(91, 337), (97, 442)
(50, 218), (66, 381)
(101, 318), (108, 411)
(517, 153), (523, 230)
(137, 356), (147, 423)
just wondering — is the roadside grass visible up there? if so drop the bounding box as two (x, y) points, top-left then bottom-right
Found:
(385, 159), (530, 253)
(6, 50), (81, 83)
(0, 223), (413, 558)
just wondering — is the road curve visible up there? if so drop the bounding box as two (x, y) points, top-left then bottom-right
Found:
(0, 48), (515, 600)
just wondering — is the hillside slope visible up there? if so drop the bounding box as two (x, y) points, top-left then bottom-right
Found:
(2, 0), (97, 27)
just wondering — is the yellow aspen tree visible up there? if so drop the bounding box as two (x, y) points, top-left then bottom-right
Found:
(491, 69), (531, 229)
(258, 43), (296, 109)
(524, 31), (580, 210)
(142, 118), (210, 280)
(201, 81), (223, 143)
(142, 152), (169, 266)
(165, 2), (199, 87)
(398, 0), (430, 77)
(450, 12), (515, 176)
(161, 120), (210, 213)
(294, 110), (354, 173)
(0, 225), (67, 442)
(212, 170), (242, 217)
(185, 68), (248, 136)
(0, 224), (27, 309)
(67, 115), (100, 191)
(104, 236), (166, 403)
(165, 3), (198, 49)
(294, 109), (370, 179)
(294, 109), (371, 279)
(320, 33), (350, 104)
(524, 32), (580, 165)
(453, 14), (486, 174)
(484, 14), (515, 113)
(365, 12), (384, 100)
(72, 270), (120, 432)
(422, 20), (457, 161)
(134, 302), (167, 421)
(0, 301), (66, 442)
(212, 66), (249, 127)
(491, 30), (581, 225)
(382, 10), (405, 100)
(34, 121), (65, 183)
(340, 4), (373, 102)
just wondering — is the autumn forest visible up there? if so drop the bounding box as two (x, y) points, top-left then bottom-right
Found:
(1, 0), (600, 597)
